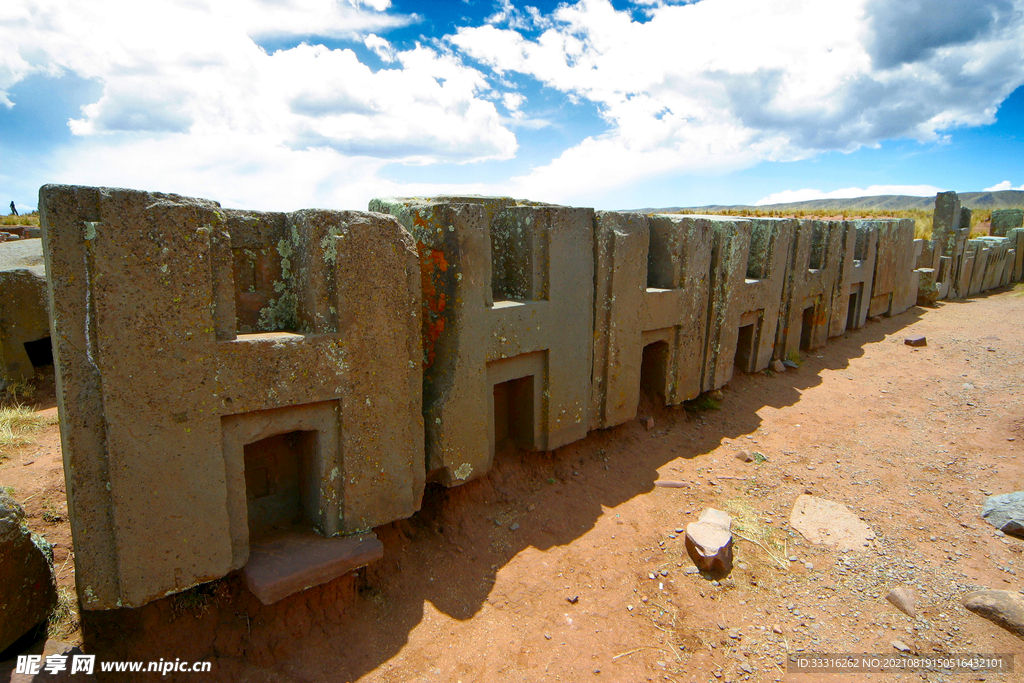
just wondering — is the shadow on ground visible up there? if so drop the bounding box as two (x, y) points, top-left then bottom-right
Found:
(77, 307), (928, 682)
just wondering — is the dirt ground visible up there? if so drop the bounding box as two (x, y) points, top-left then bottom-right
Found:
(2, 285), (1023, 683)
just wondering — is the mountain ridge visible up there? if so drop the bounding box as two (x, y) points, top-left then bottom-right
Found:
(632, 190), (1024, 214)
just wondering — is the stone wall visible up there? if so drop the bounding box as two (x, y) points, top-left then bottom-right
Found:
(29, 185), (1022, 610)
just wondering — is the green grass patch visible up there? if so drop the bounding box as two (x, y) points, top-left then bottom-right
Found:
(684, 394), (721, 412)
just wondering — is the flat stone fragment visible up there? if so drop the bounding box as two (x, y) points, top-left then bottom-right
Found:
(981, 491), (1024, 538)
(789, 494), (875, 550)
(904, 335), (927, 347)
(886, 587), (917, 617)
(698, 508), (733, 530)
(734, 450), (754, 463)
(771, 359), (785, 373)
(242, 530), (383, 605)
(0, 490), (57, 653)
(963, 590), (1024, 638)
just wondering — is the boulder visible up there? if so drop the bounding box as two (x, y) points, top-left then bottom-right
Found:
(0, 490), (57, 653)
(685, 508), (733, 573)
(981, 491), (1024, 537)
(789, 494), (875, 550)
(0, 239), (50, 387)
(963, 590), (1024, 638)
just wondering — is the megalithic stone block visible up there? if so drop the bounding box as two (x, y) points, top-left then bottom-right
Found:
(775, 219), (844, 359)
(867, 219), (916, 317)
(370, 196), (594, 485)
(932, 191), (962, 256)
(41, 185), (424, 610)
(0, 240), (51, 386)
(699, 216), (760, 391)
(916, 268), (939, 307)
(991, 209), (1024, 237)
(591, 213), (721, 429)
(967, 240), (990, 295)
(1008, 229), (1024, 282)
(726, 218), (796, 374)
(829, 221), (878, 336)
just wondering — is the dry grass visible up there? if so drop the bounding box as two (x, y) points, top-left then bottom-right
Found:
(48, 587), (80, 641)
(724, 498), (788, 569)
(1, 212), (40, 226)
(0, 404), (56, 453)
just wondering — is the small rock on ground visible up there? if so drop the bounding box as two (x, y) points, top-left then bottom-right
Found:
(981, 491), (1024, 537)
(886, 587), (917, 618)
(963, 589), (1024, 638)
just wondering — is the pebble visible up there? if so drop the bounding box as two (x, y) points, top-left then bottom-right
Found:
(684, 567), (700, 575)
(789, 555), (798, 562)
(509, 522), (519, 531)
(804, 562), (813, 570)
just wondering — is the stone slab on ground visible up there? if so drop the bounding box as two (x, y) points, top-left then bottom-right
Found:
(981, 491), (1024, 537)
(789, 494), (875, 550)
(0, 490), (56, 653)
(242, 529), (384, 605)
(963, 590), (1024, 639)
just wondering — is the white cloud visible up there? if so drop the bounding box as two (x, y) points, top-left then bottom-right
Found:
(984, 180), (1024, 191)
(755, 184), (945, 206)
(0, 0), (516, 208)
(364, 34), (397, 63)
(451, 0), (1024, 204)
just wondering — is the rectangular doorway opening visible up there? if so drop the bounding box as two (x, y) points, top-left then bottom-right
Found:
(244, 430), (319, 542)
(734, 324), (756, 373)
(846, 291), (860, 331)
(640, 341), (669, 401)
(23, 337), (53, 368)
(800, 305), (815, 351)
(493, 375), (535, 451)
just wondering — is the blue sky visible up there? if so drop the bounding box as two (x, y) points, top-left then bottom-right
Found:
(2, 0), (1023, 213)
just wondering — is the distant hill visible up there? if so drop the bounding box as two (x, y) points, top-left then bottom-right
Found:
(635, 190), (1024, 215)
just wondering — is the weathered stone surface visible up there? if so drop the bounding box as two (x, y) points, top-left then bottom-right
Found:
(776, 220), (844, 359)
(991, 209), (1024, 237)
(868, 219), (917, 316)
(242, 529), (383, 605)
(685, 508), (733, 573)
(709, 218), (796, 379)
(904, 335), (927, 347)
(589, 212), (719, 428)
(916, 267), (939, 307)
(829, 221), (878, 336)
(685, 522), (732, 573)
(981, 491), (1024, 537)
(371, 196), (594, 485)
(0, 239), (51, 387)
(789, 494), (875, 550)
(963, 590), (1024, 638)
(0, 490), (57, 653)
(886, 587), (917, 617)
(41, 185), (424, 609)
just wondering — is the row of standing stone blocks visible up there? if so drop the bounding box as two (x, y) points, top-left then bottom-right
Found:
(914, 192), (1020, 305)
(36, 187), (932, 610)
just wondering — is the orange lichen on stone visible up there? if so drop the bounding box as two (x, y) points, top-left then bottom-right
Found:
(417, 241), (451, 368)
